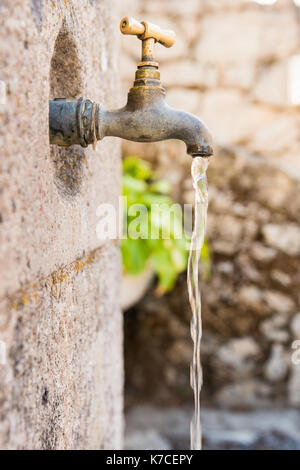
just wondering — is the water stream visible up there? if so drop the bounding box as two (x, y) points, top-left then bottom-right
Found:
(187, 156), (210, 450)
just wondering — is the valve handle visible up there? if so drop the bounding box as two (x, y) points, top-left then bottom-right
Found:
(120, 16), (176, 48)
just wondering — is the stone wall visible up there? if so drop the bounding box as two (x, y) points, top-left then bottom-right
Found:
(0, 0), (122, 449)
(122, 0), (300, 409)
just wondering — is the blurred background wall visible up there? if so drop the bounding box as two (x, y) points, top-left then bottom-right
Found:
(120, 0), (300, 411)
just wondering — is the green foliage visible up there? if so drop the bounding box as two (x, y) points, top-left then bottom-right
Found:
(122, 156), (210, 293)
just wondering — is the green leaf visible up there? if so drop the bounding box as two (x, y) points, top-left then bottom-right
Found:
(123, 156), (152, 180)
(149, 179), (172, 194)
(170, 245), (188, 273)
(150, 250), (177, 293)
(200, 240), (211, 281)
(141, 193), (172, 206)
(122, 174), (147, 193)
(121, 155), (211, 294)
(121, 238), (149, 275)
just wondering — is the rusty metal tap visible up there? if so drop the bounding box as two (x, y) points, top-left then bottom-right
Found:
(49, 17), (213, 158)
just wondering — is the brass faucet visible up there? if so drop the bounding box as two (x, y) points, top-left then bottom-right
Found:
(49, 17), (213, 158)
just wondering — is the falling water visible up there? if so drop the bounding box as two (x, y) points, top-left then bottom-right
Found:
(187, 156), (210, 451)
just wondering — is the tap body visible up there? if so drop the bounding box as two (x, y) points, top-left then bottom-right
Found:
(49, 76), (213, 157)
(98, 87), (213, 157)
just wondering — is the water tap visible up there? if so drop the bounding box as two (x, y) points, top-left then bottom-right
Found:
(49, 17), (213, 158)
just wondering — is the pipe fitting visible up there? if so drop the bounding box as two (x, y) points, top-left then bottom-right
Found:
(49, 98), (98, 148)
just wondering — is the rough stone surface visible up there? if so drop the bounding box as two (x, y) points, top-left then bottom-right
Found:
(263, 224), (300, 256)
(264, 344), (289, 383)
(251, 115), (300, 155)
(291, 313), (300, 339)
(201, 89), (277, 146)
(162, 61), (219, 89)
(0, 0), (123, 449)
(126, 429), (171, 451)
(289, 363), (300, 407)
(253, 61), (289, 107)
(196, 10), (299, 63)
(260, 315), (289, 343)
(217, 338), (260, 371)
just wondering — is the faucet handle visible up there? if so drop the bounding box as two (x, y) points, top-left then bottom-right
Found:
(120, 17), (176, 49)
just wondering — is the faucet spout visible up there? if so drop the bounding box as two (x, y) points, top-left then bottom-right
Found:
(98, 90), (213, 157)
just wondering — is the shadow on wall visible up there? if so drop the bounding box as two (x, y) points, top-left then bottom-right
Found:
(49, 21), (86, 197)
(30, 0), (44, 30)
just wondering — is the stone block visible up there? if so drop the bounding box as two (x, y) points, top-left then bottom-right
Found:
(221, 62), (256, 90)
(163, 60), (219, 89)
(264, 344), (289, 382)
(215, 380), (271, 409)
(260, 314), (290, 343)
(200, 89), (276, 145)
(262, 223), (300, 256)
(289, 364), (300, 407)
(253, 61), (288, 107)
(142, 0), (202, 16)
(217, 337), (260, 371)
(251, 115), (299, 155)
(264, 290), (295, 314)
(0, 0), (123, 450)
(166, 88), (202, 114)
(196, 10), (299, 63)
(291, 313), (300, 339)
